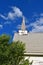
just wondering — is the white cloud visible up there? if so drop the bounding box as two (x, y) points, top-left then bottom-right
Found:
(8, 12), (15, 20)
(12, 6), (23, 17)
(30, 26), (43, 33)
(0, 6), (23, 20)
(0, 14), (8, 20)
(40, 13), (43, 17)
(29, 17), (43, 32)
(0, 24), (3, 28)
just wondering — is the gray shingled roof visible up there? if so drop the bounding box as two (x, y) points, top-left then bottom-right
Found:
(13, 33), (43, 55)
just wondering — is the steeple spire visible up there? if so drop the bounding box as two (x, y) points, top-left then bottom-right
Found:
(21, 16), (26, 31)
(19, 16), (28, 35)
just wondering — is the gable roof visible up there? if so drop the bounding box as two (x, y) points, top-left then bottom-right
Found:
(13, 33), (43, 56)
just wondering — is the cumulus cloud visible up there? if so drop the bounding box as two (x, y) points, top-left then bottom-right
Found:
(29, 17), (43, 33)
(0, 6), (23, 20)
(12, 6), (23, 17)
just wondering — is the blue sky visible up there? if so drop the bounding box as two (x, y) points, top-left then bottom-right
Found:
(0, 0), (43, 38)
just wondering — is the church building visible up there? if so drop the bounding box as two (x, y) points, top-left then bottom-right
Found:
(13, 16), (43, 56)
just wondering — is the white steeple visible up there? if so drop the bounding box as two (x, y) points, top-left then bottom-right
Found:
(19, 16), (28, 35)
(21, 16), (26, 31)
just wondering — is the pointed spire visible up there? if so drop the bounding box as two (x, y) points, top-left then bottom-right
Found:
(21, 16), (26, 31)
(19, 16), (28, 35)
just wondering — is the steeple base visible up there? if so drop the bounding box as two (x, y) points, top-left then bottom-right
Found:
(19, 30), (28, 35)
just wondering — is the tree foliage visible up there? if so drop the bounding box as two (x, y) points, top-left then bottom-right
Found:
(0, 34), (33, 65)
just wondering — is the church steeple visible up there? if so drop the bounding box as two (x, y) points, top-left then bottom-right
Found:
(19, 16), (28, 35)
(21, 16), (26, 31)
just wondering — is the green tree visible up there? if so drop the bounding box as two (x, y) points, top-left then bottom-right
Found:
(0, 34), (10, 65)
(0, 34), (33, 65)
(20, 59), (33, 65)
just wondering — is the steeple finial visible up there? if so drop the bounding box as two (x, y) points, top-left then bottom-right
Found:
(21, 16), (26, 31)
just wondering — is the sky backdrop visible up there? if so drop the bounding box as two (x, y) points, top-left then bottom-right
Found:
(0, 0), (43, 38)
(1, 0), (43, 63)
